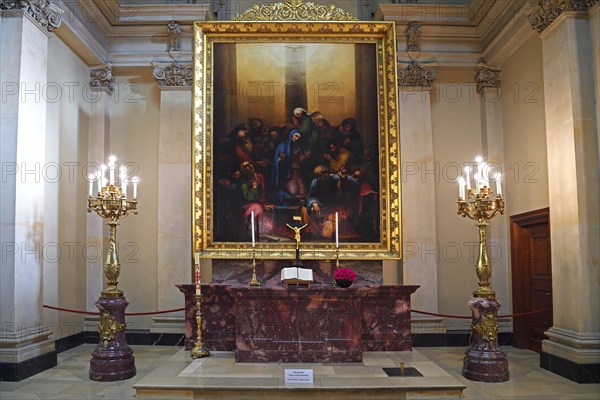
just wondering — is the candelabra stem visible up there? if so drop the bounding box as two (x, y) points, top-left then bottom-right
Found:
(191, 295), (211, 359)
(103, 219), (122, 297)
(474, 218), (494, 298)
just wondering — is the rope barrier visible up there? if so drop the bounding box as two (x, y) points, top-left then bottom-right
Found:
(411, 307), (553, 319)
(43, 305), (184, 316)
(45, 304), (551, 320)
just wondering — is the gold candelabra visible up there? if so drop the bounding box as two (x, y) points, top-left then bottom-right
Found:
(249, 248), (260, 287)
(87, 159), (138, 297)
(190, 294), (211, 358)
(191, 263), (211, 358)
(457, 186), (505, 298)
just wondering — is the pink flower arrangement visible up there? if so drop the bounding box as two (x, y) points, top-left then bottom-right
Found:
(333, 267), (357, 282)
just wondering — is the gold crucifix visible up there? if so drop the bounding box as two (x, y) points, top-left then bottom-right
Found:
(286, 216), (307, 250)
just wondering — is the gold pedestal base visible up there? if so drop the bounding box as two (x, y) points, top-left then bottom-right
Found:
(191, 345), (211, 359)
(248, 258), (260, 287)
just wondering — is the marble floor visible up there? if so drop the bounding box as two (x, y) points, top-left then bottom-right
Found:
(0, 345), (598, 399)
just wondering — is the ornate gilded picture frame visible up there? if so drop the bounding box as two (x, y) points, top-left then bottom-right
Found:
(193, 1), (401, 260)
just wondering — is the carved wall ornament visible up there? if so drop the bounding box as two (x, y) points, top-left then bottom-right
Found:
(0, 0), (63, 32)
(528, 0), (597, 33)
(167, 21), (182, 52)
(232, 0), (357, 21)
(89, 64), (115, 94)
(406, 21), (421, 53)
(152, 62), (193, 87)
(397, 60), (437, 88)
(475, 63), (501, 94)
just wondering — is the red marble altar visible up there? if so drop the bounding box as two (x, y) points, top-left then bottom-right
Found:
(177, 284), (419, 363)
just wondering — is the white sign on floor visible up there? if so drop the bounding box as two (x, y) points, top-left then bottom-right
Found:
(284, 369), (313, 384)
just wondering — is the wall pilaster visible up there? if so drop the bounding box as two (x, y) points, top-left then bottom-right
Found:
(0, 6), (62, 380)
(530, 1), (600, 381)
(151, 62), (193, 333)
(398, 61), (445, 333)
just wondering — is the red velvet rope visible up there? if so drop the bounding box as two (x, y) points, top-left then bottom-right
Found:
(43, 305), (184, 316)
(44, 304), (551, 320)
(411, 307), (553, 319)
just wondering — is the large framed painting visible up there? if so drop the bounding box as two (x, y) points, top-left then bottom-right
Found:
(193, 2), (401, 260)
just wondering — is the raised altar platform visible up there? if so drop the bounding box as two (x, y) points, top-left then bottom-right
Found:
(177, 284), (419, 363)
(133, 348), (466, 399)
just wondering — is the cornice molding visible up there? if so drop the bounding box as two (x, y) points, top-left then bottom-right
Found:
(0, 0), (63, 32)
(528, 0), (597, 33)
(482, 2), (534, 66)
(375, 3), (471, 24)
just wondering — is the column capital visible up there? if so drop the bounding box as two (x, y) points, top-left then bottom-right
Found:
(0, 0), (63, 32)
(528, 0), (597, 33)
(475, 62), (501, 94)
(152, 61), (193, 89)
(89, 64), (115, 94)
(397, 60), (437, 89)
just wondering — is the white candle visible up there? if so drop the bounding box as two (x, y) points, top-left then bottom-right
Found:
(464, 166), (471, 190)
(475, 155), (483, 177)
(88, 174), (94, 196)
(132, 177), (139, 198)
(96, 170), (102, 193)
(474, 173), (481, 192)
(458, 177), (465, 199)
(480, 163), (487, 188)
(496, 173), (502, 196)
(100, 164), (107, 188)
(121, 178), (127, 198)
(251, 211), (255, 247)
(335, 212), (339, 248)
(108, 155), (116, 185)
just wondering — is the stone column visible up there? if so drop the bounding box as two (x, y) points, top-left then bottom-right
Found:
(84, 65), (114, 332)
(398, 61), (445, 334)
(0, 1), (62, 381)
(474, 63), (510, 333)
(529, 0), (600, 383)
(150, 62), (193, 335)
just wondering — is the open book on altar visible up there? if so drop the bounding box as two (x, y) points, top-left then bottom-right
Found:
(281, 267), (313, 287)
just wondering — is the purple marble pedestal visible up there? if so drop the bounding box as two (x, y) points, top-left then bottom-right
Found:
(89, 296), (136, 381)
(462, 297), (509, 382)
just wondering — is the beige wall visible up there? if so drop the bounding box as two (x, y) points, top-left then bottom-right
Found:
(431, 70), (483, 330)
(500, 34), (549, 216)
(109, 68), (161, 329)
(591, 6), (600, 159)
(43, 36), (90, 339)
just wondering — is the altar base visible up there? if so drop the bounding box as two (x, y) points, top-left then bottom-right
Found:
(89, 296), (136, 381)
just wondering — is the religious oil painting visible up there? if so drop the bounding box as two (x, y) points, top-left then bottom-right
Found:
(193, 20), (401, 260)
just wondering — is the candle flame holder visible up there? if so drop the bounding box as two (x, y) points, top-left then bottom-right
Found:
(457, 186), (505, 298)
(88, 185), (138, 297)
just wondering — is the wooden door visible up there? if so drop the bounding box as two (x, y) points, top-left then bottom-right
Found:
(510, 208), (553, 353)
